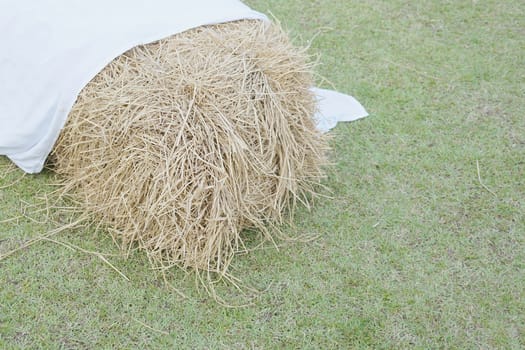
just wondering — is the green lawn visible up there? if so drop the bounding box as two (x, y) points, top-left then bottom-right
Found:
(1, 0), (524, 348)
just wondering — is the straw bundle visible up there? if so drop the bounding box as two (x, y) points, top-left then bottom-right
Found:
(50, 20), (328, 274)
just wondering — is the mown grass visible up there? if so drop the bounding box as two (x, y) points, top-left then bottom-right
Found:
(1, 0), (524, 348)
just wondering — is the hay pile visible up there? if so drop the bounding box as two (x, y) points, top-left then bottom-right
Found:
(50, 20), (328, 274)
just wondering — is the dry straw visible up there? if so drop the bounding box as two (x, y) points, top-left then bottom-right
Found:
(49, 20), (328, 276)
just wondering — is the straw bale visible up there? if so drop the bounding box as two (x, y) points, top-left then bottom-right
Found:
(50, 20), (328, 274)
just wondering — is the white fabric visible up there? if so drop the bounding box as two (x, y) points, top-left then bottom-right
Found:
(312, 88), (368, 133)
(0, 0), (367, 174)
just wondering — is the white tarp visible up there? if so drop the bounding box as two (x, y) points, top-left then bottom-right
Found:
(0, 0), (367, 174)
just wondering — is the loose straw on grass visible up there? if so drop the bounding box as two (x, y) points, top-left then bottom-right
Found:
(476, 160), (497, 197)
(0, 217), (86, 261)
(132, 318), (170, 336)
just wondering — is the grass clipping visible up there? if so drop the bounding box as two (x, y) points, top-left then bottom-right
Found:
(50, 20), (328, 275)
